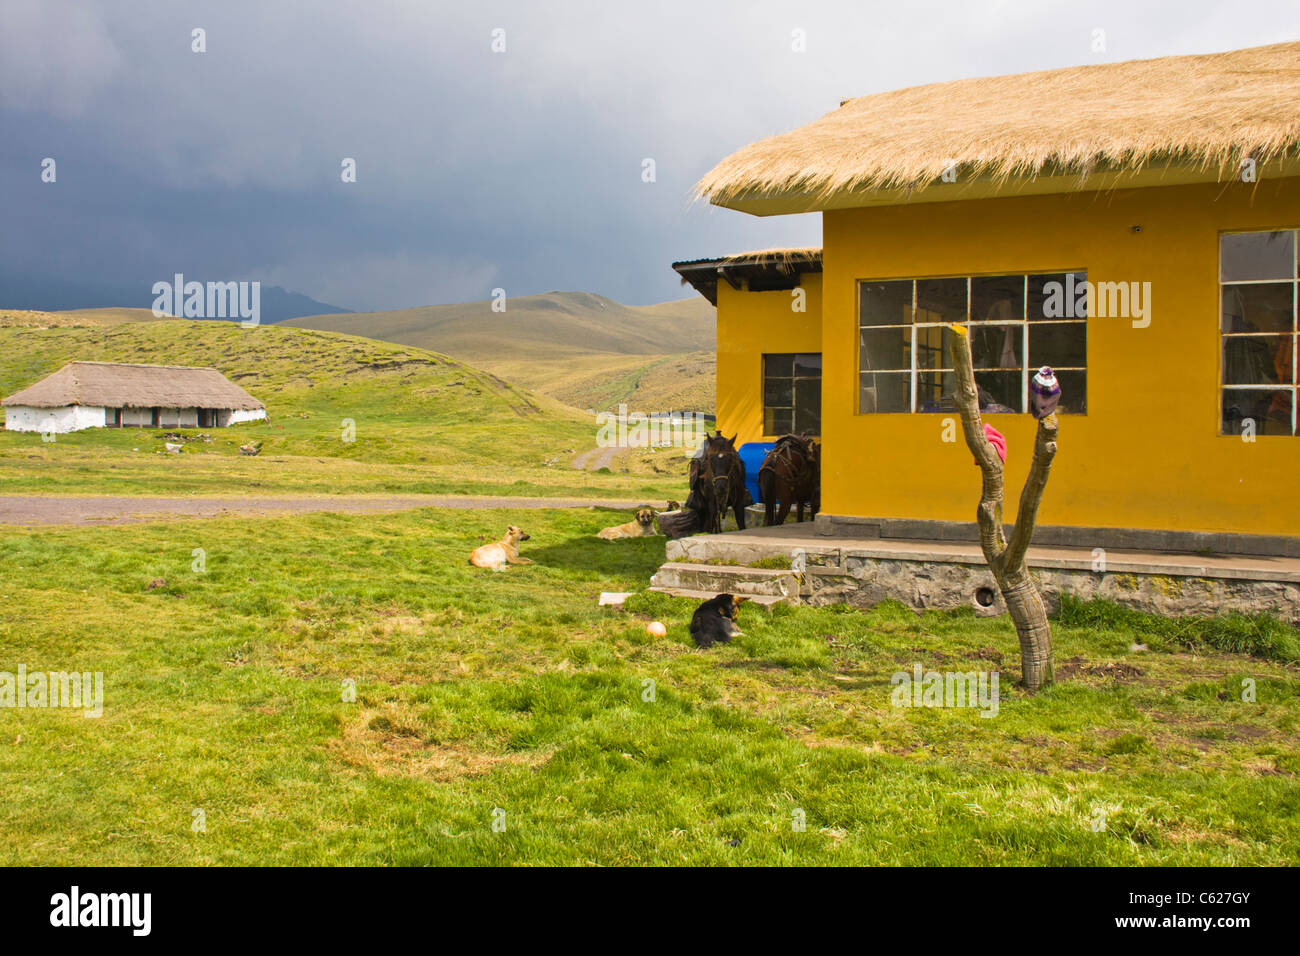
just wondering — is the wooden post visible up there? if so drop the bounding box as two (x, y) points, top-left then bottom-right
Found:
(948, 324), (1058, 692)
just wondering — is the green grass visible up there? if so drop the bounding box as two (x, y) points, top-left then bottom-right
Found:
(0, 319), (687, 498)
(1, 506), (1296, 865)
(1058, 595), (1300, 663)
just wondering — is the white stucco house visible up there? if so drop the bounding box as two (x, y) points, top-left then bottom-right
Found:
(2, 361), (266, 434)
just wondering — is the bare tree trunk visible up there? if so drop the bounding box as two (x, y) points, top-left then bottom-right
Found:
(949, 325), (1058, 692)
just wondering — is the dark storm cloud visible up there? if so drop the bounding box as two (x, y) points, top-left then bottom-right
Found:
(1, 0), (1295, 311)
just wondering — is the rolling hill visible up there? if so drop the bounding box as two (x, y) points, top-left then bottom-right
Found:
(281, 291), (717, 414)
(0, 310), (691, 498)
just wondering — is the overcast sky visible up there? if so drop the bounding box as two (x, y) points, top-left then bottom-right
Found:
(1, 0), (1296, 312)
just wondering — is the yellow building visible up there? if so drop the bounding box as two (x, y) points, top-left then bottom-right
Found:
(676, 41), (1300, 556)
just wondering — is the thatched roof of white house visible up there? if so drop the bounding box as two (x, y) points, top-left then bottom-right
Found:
(696, 41), (1300, 213)
(2, 362), (264, 410)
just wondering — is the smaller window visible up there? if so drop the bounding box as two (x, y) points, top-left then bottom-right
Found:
(1219, 230), (1299, 436)
(763, 353), (821, 436)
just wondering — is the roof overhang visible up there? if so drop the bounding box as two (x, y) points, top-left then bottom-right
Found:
(712, 153), (1300, 217)
(672, 250), (822, 305)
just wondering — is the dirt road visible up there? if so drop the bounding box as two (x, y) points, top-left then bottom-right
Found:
(0, 494), (650, 527)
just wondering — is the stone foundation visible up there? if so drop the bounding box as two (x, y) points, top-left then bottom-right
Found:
(658, 530), (1300, 623)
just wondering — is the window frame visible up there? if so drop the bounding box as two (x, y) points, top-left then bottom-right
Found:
(761, 352), (822, 437)
(855, 271), (1088, 415)
(1218, 228), (1300, 437)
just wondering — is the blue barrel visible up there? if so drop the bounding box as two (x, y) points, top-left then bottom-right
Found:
(738, 442), (775, 504)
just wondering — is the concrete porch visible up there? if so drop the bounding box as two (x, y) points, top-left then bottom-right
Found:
(649, 522), (1300, 622)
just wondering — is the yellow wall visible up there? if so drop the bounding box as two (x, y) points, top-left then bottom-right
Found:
(716, 274), (822, 445)
(808, 177), (1300, 537)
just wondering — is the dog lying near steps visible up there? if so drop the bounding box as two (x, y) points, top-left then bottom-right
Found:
(597, 508), (658, 540)
(690, 593), (747, 648)
(469, 525), (532, 570)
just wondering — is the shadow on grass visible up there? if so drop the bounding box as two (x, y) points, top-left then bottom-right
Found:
(524, 536), (666, 578)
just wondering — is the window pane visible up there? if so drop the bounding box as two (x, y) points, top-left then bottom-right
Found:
(974, 371), (1021, 412)
(1054, 370), (1086, 415)
(916, 369), (958, 412)
(794, 377), (820, 415)
(860, 326), (909, 371)
(793, 353), (822, 376)
(794, 379), (821, 435)
(914, 323), (964, 370)
(765, 407), (794, 435)
(971, 275), (1024, 323)
(1029, 321), (1086, 369)
(860, 372), (910, 413)
(1222, 389), (1293, 435)
(860, 280), (913, 327)
(915, 278), (966, 324)
(970, 324), (1022, 369)
(1221, 231), (1295, 282)
(765, 353), (794, 378)
(1223, 335), (1293, 386)
(1029, 272), (1087, 321)
(1221, 283), (1295, 333)
(763, 378), (793, 407)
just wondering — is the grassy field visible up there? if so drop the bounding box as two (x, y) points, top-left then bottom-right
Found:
(0, 505), (1296, 865)
(0, 316), (691, 498)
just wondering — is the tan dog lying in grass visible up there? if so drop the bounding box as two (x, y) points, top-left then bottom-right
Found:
(469, 525), (532, 570)
(598, 508), (658, 540)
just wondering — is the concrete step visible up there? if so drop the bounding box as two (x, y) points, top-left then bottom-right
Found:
(648, 561), (801, 602)
(646, 586), (788, 607)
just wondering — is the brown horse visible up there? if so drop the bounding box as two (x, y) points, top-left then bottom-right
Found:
(758, 434), (820, 526)
(689, 432), (747, 534)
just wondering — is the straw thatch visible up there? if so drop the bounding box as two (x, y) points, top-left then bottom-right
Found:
(2, 362), (264, 410)
(672, 248), (822, 304)
(713, 247), (823, 267)
(696, 41), (1300, 206)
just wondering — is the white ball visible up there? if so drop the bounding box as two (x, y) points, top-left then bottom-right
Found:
(646, 621), (667, 638)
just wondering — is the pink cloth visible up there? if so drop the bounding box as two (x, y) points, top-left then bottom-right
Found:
(981, 424), (1007, 464)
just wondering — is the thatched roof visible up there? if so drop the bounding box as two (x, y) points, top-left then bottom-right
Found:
(672, 248), (822, 304)
(2, 362), (264, 410)
(696, 41), (1300, 212)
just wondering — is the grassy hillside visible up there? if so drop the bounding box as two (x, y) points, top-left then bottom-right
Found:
(282, 292), (717, 414)
(51, 307), (163, 325)
(0, 314), (691, 498)
(1, 506), (1296, 864)
(485, 350), (714, 414)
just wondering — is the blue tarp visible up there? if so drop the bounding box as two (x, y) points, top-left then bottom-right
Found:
(738, 442), (774, 504)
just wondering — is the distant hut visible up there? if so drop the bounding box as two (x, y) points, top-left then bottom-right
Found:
(2, 361), (266, 433)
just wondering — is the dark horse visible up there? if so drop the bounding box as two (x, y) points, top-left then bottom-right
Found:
(758, 434), (820, 526)
(688, 432), (747, 534)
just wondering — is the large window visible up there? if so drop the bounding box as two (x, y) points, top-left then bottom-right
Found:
(1220, 230), (1298, 436)
(858, 274), (1087, 414)
(763, 353), (821, 436)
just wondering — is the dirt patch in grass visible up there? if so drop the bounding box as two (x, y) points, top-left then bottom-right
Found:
(1056, 656), (1144, 682)
(332, 705), (554, 783)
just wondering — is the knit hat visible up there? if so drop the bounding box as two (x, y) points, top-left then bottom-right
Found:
(1030, 366), (1061, 419)
(982, 424), (1007, 464)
